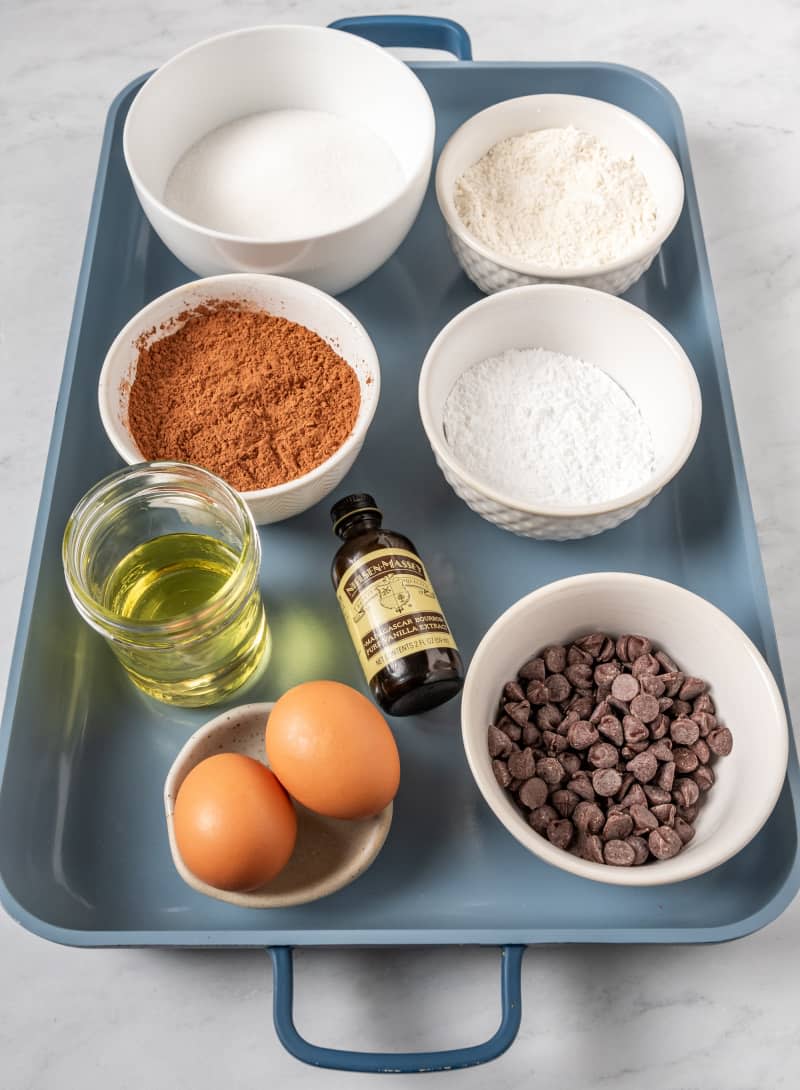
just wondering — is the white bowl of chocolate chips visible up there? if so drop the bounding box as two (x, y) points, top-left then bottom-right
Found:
(462, 572), (789, 886)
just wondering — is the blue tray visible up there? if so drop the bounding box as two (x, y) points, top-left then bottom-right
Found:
(1, 14), (798, 1075)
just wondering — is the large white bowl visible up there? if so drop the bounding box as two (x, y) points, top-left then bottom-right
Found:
(98, 274), (380, 525)
(123, 25), (435, 294)
(418, 283), (701, 540)
(462, 574), (789, 887)
(436, 93), (684, 295)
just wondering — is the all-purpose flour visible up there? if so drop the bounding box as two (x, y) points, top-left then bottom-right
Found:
(454, 127), (657, 268)
(165, 109), (404, 238)
(442, 348), (655, 507)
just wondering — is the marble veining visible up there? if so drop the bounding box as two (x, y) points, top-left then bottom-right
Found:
(2, 1), (799, 1086)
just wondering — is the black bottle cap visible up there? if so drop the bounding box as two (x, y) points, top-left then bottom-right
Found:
(330, 493), (382, 534)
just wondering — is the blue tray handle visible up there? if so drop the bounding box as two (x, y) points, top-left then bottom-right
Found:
(329, 15), (473, 61)
(269, 945), (524, 1073)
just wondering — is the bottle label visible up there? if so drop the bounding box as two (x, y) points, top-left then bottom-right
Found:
(335, 547), (458, 683)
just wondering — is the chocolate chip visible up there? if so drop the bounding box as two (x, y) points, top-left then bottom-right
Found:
(626, 751), (658, 783)
(692, 711), (716, 737)
(508, 747), (536, 780)
(650, 714), (671, 740)
(492, 759), (512, 788)
(692, 765), (715, 792)
(518, 777), (549, 809)
(567, 720), (599, 750)
(611, 673), (640, 702)
(559, 751), (581, 776)
(691, 739), (711, 765)
(580, 833), (605, 863)
(546, 818), (574, 849)
(598, 714), (624, 746)
(593, 768), (623, 797)
(679, 677), (707, 701)
(673, 747), (699, 773)
(626, 835), (650, 864)
(603, 811), (634, 840)
(630, 804), (659, 834)
(707, 727), (733, 757)
(565, 663), (593, 689)
(620, 783), (647, 810)
(693, 693), (715, 715)
(569, 775), (596, 802)
(522, 722), (543, 748)
(604, 839), (636, 866)
(573, 800), (605, 834)
(674, 817), (696, 844)
(588, 742), (619, 769)
(551, 788), (580, 818)
(488, 725), (512, 757)
(504, 680), (526, 703)
(594, 662), (620, 687)
(648, 739), (673, 762)
(623, 715), (649, 745)
(648, 826), (683, 860)
(672, 778), (701, 809)
(632, 653), (661, 678)
(641, 674), (666, 697)
(519, 657), (546, 682)
(671, 717), (700, 746)
(543, 730), (568, 755)
(545, 674), (571, 703)
(656, 761), (676, 792)
(568, 694), (594, 719)
(671, 699), (692, 718)
(526, 680), (549, 705)
(529, 804), (558, 834)
(643, 784), (671, 806)
(567, 645), (594, 667)
(536, 703), (562, 730)
(630, 693), (660, 723)
(575, 632), (607, 658)
(536, 757), (566, 785)
(504, 700), (530, 726)
(660, 671), (685, 698)
(543, 645), (567, 674)
(651, 803), (677, 827)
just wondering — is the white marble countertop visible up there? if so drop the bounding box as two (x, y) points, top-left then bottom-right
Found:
(2, 1), (799, 1086)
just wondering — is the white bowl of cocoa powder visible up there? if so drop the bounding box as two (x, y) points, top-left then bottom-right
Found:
(98, 273), (380, 524)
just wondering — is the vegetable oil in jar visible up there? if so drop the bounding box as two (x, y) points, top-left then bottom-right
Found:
(63, 462), (269, 707)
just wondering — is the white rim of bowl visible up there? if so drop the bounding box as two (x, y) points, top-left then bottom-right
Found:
(461, 573), (790, 886)
(418, 283), (702, 519)
(435, 93), (685, 279)
(123, 24), (435, 247)
(97, 273), (381, 501)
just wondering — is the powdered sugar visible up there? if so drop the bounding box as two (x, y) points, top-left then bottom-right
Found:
(453, 127), (657, 269)
(442, 348), (655, 507)
(164, 109), (404, 239)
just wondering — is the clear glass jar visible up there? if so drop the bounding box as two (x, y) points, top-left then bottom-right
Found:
(63, 462), (269, 707)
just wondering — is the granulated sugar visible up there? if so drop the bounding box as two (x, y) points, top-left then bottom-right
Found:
(442, 348), (655, 507)
(454, 127), (657, 269)
(165, 109), (404, 238)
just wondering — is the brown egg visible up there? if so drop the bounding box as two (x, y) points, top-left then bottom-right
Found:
(173, 753), (297, 891)
(265, 681), (400, 819)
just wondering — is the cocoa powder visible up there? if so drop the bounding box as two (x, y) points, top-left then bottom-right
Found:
(127, 302), (361, 491)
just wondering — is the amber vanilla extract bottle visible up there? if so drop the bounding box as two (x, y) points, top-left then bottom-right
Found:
(330, 494), (464, 716)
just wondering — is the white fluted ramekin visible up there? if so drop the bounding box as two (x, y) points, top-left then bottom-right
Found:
(436, 93), (684, 295)
(418, 283), (701, 540)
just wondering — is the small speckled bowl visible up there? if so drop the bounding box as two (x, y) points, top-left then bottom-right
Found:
(164, 702), (392, 908)
(436, 93), (685, 295)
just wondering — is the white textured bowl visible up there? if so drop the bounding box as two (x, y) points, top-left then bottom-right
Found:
(98, 273), (380, 525)
(462, 574), (789, 887)
(418, 283), (701, 540)
(123, 25), (434, 294)
(165, 703), (392, 908)
(436, 93), (684, 295)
